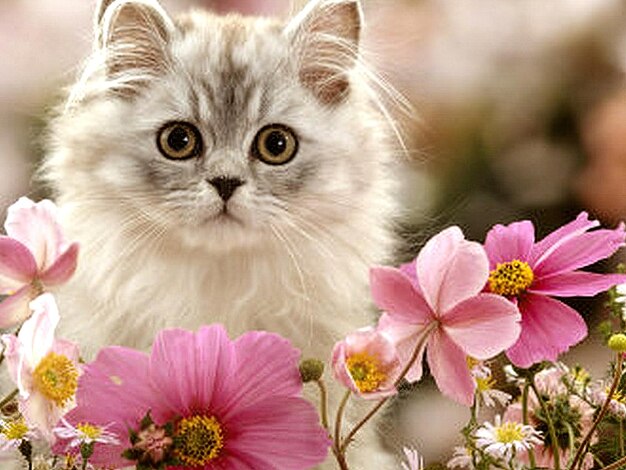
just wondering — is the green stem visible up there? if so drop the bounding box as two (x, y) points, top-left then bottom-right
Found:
(620, 419), (625, 458)
(600, 454), (626, 470)
(570, 354), (623, 470)
(333, 391), (351, 460)
(522, 381), (537, 469)
(530, 381), (560, 470)
(315, 379), (330, 431)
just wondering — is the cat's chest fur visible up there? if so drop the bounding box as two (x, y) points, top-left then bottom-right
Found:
(54, 204), (389, 360)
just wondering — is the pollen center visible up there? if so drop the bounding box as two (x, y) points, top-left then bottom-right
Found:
(488, 260), (534, 296)
(32, 352), (78, 406)
(1, 418), (28, 440)
(174, 415), (224, 466)
(346, 352), (387, 393)
(495, 422), (525, 444)
(77, 423), (102, 440)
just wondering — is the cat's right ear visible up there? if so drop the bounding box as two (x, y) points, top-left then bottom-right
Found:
(96, 0), (174, 95)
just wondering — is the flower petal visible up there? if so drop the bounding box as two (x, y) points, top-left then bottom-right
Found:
(19, 391), (59, 442)
(0, 285), (36, 329)
(0, 236), (37, 292)
(219, 330), (302, 418)
(506, 294), (587, 368)
(484, 221), (535, 267)
(39, 243), (79, 286)
(532, 223), (626, 277)
(5, 198), (64, 272)
(417, 227), (489, 314)
(378, 313), (428, 383)
(226, 396), (330, 470)
(442, 293), (521, 359)
(19, 293), (60, 366)
(1, 334), (22, 387)
(427, 329), (475, 406)
(370, 267), (433, 324)
(530, 271), (626, 297)
(148, 326), (234, 418)
(529, 212), (599, 265)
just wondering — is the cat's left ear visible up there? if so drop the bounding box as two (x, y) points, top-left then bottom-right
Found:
(286, 0), (362, 105)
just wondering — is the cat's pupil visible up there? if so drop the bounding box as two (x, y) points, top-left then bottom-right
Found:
(168, 127), (190, 151)
(265, 131), (287, 156)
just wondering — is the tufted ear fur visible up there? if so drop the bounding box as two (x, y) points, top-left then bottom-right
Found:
(97, 0), (174, 96)
(286, 0), (362, 106)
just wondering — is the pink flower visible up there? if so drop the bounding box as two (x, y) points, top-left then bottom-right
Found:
(1, 293), (80, 442)
(0, 197), (79, 328)
(370, 227), (521, 406)
(484, 212), (626, 367)
(54, 324), (330, 469)
(332, 328), (401, 399)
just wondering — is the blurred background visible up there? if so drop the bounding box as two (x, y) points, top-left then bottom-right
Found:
(2, 0), (626, 464)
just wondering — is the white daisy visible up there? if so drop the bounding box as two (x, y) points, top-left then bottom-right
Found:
(401, 447), (423, 470)
(447, 446), (473, 469)
(53, 418), (119, 449)
(474, 415), (542, 459)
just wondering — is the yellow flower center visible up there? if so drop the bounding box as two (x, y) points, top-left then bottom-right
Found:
(488, 260), (534, 296)
(476, 375), (496, 393)
(495, 421), (525, 444)
(32, 352), (78, 406)
(609, 387), (626, 404)
(77, 423), (102, 440)
(174, 415), (224, 466)
(346, 352), (387, 393)
(1, 418), (29, 440)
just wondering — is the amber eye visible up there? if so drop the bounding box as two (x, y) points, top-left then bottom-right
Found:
(252, 124), (298, 165)
(157, 122), (203, 160)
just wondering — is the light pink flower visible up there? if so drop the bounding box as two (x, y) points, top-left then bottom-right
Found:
(484, 212), (626, 367)
(332, 327), (401, 399)
(1, 293), (80, 442)
(370, 227), (521, 406)
(54, 324), (330, 469)
(0, 197), (79, 328)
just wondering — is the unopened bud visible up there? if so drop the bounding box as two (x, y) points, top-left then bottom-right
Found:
(299, 358), (325, 383)
(608, 333), (626, 353)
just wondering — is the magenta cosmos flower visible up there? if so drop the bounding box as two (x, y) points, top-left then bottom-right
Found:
(484, 212), (626, 367)
(2, 293), (80, 442)
(370, 227), (521, 406)
(0, 197), (79, 328)
(332, 327), (402, 400)
(54, 324), (330, 469)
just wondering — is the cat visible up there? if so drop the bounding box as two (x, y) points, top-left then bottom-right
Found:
(42, 0), (400, 467)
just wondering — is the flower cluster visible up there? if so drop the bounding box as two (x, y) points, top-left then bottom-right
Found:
(1, 197), (626, 470)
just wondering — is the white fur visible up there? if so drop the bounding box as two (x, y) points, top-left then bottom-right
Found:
(41, 1), (401, 468)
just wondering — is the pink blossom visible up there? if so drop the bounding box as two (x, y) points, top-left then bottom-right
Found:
(54, 324), (330, 469)
(332, 327), (401, 399)
(370, 227), (521, 406)
(484, 212), (626, 367)
(1, 293), (80, 442)
(0, 197), (79, 328)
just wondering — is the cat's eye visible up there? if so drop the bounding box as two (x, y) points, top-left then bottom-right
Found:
(252, 124), (298, 165)
(157, 122), (203, 160)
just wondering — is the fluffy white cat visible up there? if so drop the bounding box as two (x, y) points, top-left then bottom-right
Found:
(42, 0), (400, 467)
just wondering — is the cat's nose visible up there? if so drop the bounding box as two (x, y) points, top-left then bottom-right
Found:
(208, 176), (245, 202)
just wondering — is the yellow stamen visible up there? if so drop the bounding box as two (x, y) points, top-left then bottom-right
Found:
(1, 418), (29, 440)
(346, 352), (387, 393)
(174, 415), (224, 466)
(77, 423), (102, 440)
(32, 352), (78, 406)
(488, 260), (534, 296)
(476, 375), (496, 393)
(495, 421), (525, 444)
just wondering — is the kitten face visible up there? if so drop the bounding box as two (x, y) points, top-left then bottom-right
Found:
(49, 0), (389, 252)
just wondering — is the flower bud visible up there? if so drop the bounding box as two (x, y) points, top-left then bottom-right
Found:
(299, 359), (325, 383)
(608, 333), (626, 352)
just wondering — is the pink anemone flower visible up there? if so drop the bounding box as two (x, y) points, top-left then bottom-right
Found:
(1, 293), (80, 442)
(370, 227), (521, 406)
(54, 324), (330, 470)
(484, 212), (626, 367)
(332, 327), (401, 399)
(0, 197), (79, 328)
